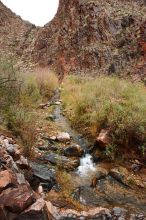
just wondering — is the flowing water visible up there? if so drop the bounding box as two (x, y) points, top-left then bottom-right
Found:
(51, 89), (146, 214)
(77, 154), (96, 180)
(53, 89), (96, 181)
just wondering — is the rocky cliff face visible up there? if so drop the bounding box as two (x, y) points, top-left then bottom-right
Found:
(1, 0), (146, 79)
(0, 1), (37, 65)
(32, 0), (146, 79)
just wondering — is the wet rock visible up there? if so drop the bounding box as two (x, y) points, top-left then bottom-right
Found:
(95, 167), (109, 180)
(0, 185), (35, 213)
(16, 198), (47, 220)
(91, 167), (108, 187)
(112, 207), (128, 219)
(41, 153), (68, 165)
(64, 144), (84, 157)
(73, 186), (109, 207)
(41, 153), (79, 170)
(96, 129), (111, 148)
(57, 132), (70, 142)
(31, 162), (56, 191)
(109, 166), (129, 185)
(0, 170), (17, 193)
(16, 156), (30, 169)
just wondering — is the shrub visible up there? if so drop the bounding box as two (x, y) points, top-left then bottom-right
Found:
(34, 68), (58, 100)
(62, 75), (146, 153)
(20, 74), (41, 108)
(6, 106), (36, 157)
(0, 60), (58, 157)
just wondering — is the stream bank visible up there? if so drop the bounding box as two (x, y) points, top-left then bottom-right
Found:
(34, 89), (146, 218)
(0, 89), (146, 219)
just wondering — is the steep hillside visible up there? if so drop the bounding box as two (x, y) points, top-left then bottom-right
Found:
(0, 1), (37, 65)
(0, 0), (146, 79)
(32, 0), (146, 79)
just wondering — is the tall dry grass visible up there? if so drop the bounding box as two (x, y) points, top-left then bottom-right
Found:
(62, 75), (146, 155)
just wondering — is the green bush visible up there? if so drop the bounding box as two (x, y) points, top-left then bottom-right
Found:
(62, 75), (146, 153)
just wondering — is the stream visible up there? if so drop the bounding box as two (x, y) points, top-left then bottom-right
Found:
(49, 89), (146, 215)
(34, 89), (146, 217)
(53, 89), (97, 182)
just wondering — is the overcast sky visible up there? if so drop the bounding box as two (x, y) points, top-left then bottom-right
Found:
(1, 0), (59, 26)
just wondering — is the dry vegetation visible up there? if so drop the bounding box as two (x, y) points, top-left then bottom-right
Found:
(62, 75), (146, 156)
(56, 170), (85, 210)
(0, 58), (58, 157)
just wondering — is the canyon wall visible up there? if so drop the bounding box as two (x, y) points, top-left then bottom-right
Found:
(0, 0), (146, 79)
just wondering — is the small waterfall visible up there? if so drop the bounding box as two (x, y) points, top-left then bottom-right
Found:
(77, 154), (96, 178)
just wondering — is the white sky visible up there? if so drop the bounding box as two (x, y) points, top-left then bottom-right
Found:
(1, 0), (59, 26)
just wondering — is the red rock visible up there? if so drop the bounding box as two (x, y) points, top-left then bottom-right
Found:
(46, 201), (111, 219)
(0, 185), (35, 213)
(0, 170), (17, 193)
(16, 198), (47, 220)
(0, 205), (7, 220)
(96, 129), (111, 148)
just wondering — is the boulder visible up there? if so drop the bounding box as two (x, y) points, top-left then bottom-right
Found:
(96, 129), (111, 148)
(95, 167), (108, 180)
(30, 162), (56, 191)
(16, 156), (30, 169)
(57, 132), (70, 142)
(112, 207), (128, 218)
(109, 166), (129, 185)
(91, 167), (108, 187)
(16, 198), (47, 220)
(64, 144), (84, 157)
(0, 170), (17, 193)
(0, 185), (35, 213)
(42, 153), (70, 165)
(41, 153), (79, 170)
(64, 159), (80, 171)
(46, 201), (111, 220)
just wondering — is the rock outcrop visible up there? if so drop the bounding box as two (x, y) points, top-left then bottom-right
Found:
(1, 0), (146, 79)
(0, 1), (37, 66)
(0, 134), (48, 220)
(32, 0), (146, 80)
